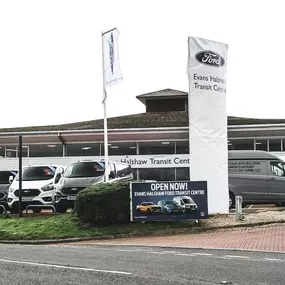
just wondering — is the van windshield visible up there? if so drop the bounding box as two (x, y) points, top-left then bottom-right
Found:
(63, 162), (105, 178)
(16, 166), (56, 181)
(182, 198), (194, 204)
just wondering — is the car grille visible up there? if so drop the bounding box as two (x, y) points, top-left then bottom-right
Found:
(14, 189), (41, 197)
(61, 187), (86, 195)
(0, 193), (5, 200)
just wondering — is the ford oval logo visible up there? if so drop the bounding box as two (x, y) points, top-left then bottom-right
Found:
(71, 188), (78, 191)
(195, 50), (225, 67)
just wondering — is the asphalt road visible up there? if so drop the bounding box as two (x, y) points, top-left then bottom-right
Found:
(0, 244), (284, 285)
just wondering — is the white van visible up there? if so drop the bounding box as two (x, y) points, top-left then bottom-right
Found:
(173, 196), (198, 213)
(54, 160), (133, 213)
(8, 165), (65, 214)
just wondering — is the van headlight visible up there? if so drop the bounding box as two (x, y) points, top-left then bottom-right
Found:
(41, 183), (54, 191)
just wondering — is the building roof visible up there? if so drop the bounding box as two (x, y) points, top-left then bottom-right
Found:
(136, 88), (188, 104)
(1, 111), (285, 133)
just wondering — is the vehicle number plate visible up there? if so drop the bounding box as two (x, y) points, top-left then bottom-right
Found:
(22, 197), (33, 202)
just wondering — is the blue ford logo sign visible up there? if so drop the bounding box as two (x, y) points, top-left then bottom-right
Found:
(195, 50), (225, 67)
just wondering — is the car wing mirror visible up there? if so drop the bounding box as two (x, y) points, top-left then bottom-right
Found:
(9, 175), (14, 184)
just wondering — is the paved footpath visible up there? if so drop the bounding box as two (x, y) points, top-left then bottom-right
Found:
(74, 223), (285, 253)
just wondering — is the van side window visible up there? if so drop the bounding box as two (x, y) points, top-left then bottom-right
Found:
(270, 161), (285, 177)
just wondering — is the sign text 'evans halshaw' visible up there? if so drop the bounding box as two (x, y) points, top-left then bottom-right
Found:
(130, 181), (208, 222)
(187, 36), (228, 214)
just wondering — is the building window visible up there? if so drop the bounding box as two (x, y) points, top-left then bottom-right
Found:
(230, 139), (254, 150)
(269, 139), (281, 151)
(66, 144), (100, 156)
(255, 139), (268, 151)
(176, 141), (189, 154)
(5, 146), (29, 158)
(138, 168), (175, 181)
(29, 144), (63, 157)
(139, 141), (175, 155)
(101, 142), (137, 156)
(176, 168), (190, 180)
(0, 146), (5, 158)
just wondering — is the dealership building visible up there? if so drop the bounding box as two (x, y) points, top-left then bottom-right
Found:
(1, 88), (285, 181)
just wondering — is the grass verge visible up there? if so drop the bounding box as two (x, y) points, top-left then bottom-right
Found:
(0, 214), (199, 241)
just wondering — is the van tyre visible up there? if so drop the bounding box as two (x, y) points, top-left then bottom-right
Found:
(229, 192), (235, 209)
(9, 207), (19, 214)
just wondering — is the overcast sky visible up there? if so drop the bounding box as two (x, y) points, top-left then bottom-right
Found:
(0, 0), (283, 128)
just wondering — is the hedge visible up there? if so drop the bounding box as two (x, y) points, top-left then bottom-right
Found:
(75, 181), (131, 226)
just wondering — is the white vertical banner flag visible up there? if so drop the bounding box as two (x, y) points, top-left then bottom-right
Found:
(102, 28), (123, 88)
(187, 36), (229, 214)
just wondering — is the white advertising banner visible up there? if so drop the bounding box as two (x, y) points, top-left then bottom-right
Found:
(102, 28), (123, 87)
(187, 36), (229, 214)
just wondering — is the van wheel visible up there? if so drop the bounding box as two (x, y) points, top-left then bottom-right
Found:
(275, 202), (285, 207)
(9, 207), (19, 214)
(229, 192), (235, 209)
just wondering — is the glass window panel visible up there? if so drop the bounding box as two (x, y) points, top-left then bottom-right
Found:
(176, 168), (190, 181)
(176, 141), (189, 154)
(102, 142), (137, 156)
(230, 139), (254, 150)
(5, 146), (28, 157)
(269, 139), (281, 151)
(139, 141), (175, 155)
(29, 144), (63, 157)
(0, 147), (4, 158)
(5, 146), (18, 158)
(66, 144), (100, 156)
(138, 168), (175, 181)
(255, 139), (268, 151)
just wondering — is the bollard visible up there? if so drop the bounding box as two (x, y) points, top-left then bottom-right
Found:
(235, 196), (243, 221)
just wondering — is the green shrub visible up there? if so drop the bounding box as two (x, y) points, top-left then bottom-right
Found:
(75, 181), (131, 226)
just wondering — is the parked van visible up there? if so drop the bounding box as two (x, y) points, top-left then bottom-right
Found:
(173, 196), (197, 213)
(0, 170), (17, 213)
(54, 160), (133, 213)
(228, 150), (285, 208)
(8, 165), (65, 214)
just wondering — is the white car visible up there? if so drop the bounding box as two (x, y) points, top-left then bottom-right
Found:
(8, 164), (65, 214)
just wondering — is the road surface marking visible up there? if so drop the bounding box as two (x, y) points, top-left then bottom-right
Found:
(224, 255), (250, 259)
(175, 253), (197, 257)
(149, 251), (166, 255)
(192, 253), (213, 256)
(115, 249), (141, 252)
(163, 251), (179, 254)
(0, 258), (132, 275)
(264, 258), (284, 262)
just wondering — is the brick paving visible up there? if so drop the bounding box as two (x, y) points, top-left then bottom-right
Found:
(75, 223), (285, 253)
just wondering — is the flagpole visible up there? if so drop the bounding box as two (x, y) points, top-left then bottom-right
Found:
(101, 31), (109, 183)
